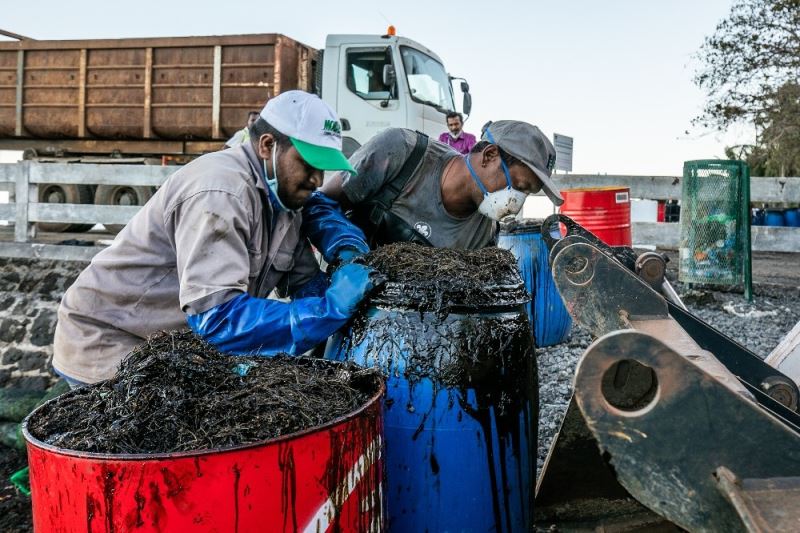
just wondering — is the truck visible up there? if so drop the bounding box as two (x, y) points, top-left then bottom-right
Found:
(0, 28), (472, 232)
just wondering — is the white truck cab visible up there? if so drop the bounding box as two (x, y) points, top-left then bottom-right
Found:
(321, 31), (472, 156)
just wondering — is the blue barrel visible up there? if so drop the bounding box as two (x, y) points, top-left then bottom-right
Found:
(498, 220), (572, 347)
(765, 209), (786, 226)
(785, 208), (800, 227)
(326, 277), (536, 532)
(751, 208), (766, 226)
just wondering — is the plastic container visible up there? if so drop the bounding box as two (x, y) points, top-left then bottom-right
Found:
(23, 365), (384, 533)
(498, 219), (572, 347)
(560, 187), (632, 246)
(665, 200), (681, 223)
(784, 208), (800, 228)
(751, 208), (766, 226)
(326, 277), (537, 532)
(765, 209), (786, 227)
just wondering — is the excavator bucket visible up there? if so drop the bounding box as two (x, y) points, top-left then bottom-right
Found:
(534, 216), (800, 532)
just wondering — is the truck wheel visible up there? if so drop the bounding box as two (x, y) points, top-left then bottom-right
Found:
(37, 184), (95, 233)
(94, 185), (153, 234)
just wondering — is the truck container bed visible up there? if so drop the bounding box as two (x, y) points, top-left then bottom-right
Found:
(0, 34), (316, 143)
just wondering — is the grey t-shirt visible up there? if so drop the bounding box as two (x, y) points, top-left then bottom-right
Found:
(341, 128), (495, 249)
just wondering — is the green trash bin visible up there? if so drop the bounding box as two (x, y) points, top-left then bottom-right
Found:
(679, 160), (752, 300)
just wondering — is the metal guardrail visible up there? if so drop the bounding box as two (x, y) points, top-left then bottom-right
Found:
(0, 163), (799, 260)
(0, 162), (173, 243)
(554, 174), (800, 203)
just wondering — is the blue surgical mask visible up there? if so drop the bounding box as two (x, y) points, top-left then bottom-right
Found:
(263, 143), (291, 212)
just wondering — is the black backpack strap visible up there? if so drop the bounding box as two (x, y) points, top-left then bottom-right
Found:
(352, 132), (432, 246)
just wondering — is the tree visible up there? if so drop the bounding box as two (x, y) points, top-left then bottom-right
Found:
(695, 0), (800, 130)
(695, 0), (800, 175)
(722, 83), (800, 176)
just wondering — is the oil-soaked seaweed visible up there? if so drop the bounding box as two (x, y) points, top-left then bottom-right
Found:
(27, 331), (380, 454)
(354, 242), (529, 311)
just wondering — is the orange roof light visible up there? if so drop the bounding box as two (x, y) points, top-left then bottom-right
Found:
(386, 25), (396, 36)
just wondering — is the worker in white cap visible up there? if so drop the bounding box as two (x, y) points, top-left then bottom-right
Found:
(53, 91), (375, 387)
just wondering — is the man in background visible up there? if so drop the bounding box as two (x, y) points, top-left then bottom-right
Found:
(224, 110), (260, 148)
(438, 112), (476, 154)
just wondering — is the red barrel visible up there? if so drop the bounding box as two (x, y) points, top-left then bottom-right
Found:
(560, 187), (632, 246)
(23, 381), (384, 533)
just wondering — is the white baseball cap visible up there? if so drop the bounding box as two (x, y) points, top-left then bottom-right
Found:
(260, 90), (356, 174)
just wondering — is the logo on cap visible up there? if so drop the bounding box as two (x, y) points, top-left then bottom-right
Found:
(323, 119), (342, 138)
(546, 154), (556, 172)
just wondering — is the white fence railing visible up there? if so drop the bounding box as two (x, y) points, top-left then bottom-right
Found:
(0, 162), (173, 243)
(555, 174), (800, 203)
(1, 163), (799, 260)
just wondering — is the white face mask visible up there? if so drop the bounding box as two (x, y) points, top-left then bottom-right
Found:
(464, 154), (527, 221)
(477, 187), (527, 220)
(448, 130), (462, 140)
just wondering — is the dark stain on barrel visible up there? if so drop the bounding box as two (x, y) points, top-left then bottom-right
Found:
(148, 481), (166, 530)
(232, 463), (241, 533)
(429, 452), (440, 475)
(100, 465), (116, 532)
(86, 493), (97, 533)
(278, 444), (298, 533)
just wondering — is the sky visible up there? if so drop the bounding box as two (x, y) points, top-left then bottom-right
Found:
(2, 0), (748, 175)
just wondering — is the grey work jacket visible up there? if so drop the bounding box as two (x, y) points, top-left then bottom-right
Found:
(53, 143), (319, 383)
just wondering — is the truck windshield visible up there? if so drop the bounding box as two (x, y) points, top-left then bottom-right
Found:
(400, 46), (455, 113)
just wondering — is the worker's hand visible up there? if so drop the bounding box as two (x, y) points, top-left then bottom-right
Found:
(326, 263), (384, 316)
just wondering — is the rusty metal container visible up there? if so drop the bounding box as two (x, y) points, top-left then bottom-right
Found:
(22, 373), (384, 533)
(0, 34), (316, 142)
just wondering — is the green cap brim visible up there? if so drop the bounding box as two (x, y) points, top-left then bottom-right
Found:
(290, 137), (356, 175)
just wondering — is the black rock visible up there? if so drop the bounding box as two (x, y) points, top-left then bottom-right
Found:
(30, 310), (56, 347)
(10, 375), (50, 391)
(16, 351), (50, 372)
(0, 319), (28, 343)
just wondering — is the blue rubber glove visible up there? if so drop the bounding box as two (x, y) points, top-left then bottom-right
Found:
(290, 270), (330, 299)
(337, 247), (363, 264)
(187, 263), (378, 356)
(302, 191), (370, 263)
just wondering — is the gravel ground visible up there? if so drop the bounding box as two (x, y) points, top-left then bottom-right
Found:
(0, 445), (31, 532)
(536, 283), (800, 472)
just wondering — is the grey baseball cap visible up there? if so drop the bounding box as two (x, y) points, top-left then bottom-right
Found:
(482, 120), (564, 206)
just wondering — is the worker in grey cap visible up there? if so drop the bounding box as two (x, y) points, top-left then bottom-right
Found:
(307, 120), (563, 249)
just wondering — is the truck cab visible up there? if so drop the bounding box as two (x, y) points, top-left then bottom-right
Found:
(321, 32), (471, 156)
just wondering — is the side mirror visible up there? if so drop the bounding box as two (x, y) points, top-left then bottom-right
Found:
(382, 64), (396, 88)
(463, 92), (472, 116)
(460, 81), (470, 93)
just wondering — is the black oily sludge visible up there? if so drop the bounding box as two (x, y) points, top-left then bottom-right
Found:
(328, 243), (538, 532)
(354, 243), (530, 312)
